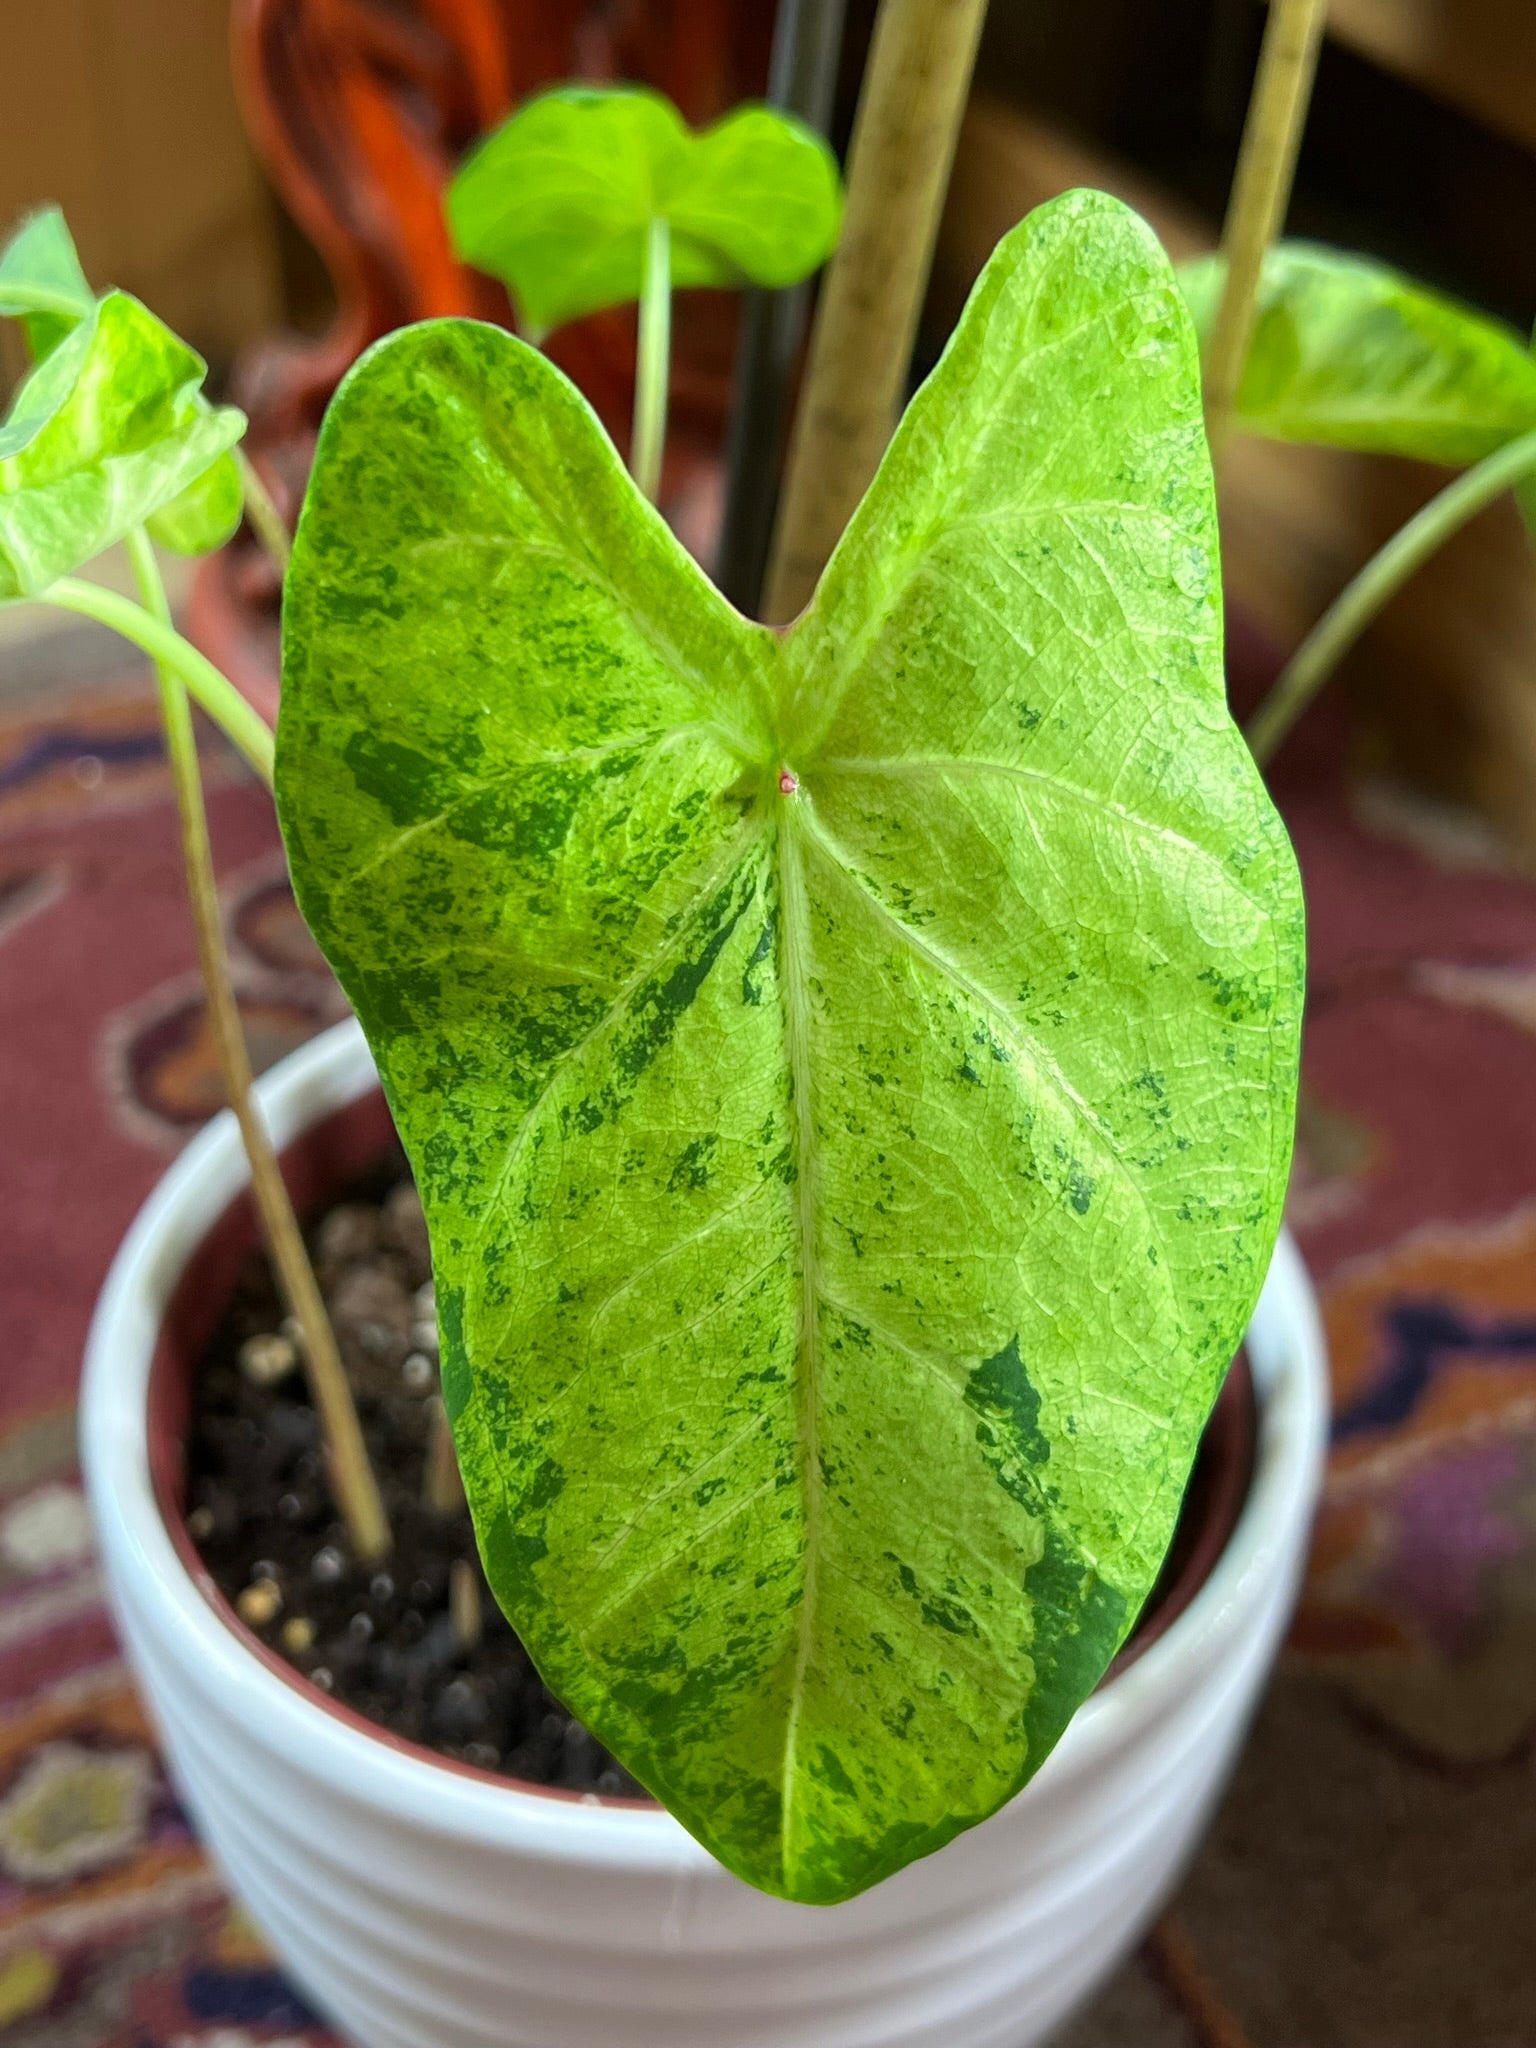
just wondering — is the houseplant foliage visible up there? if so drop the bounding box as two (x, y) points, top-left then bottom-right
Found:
(1183, 241), (1536, 758)
(446, 83), (843, 502)
(447, 83), (844, 333)
(279, 188), (1305, 1904)
(0, 207), (393, 1554)
(1182, 242), (1536, 481)
(0, 208), (266, 763)
(0, 165), (1307, 1909)
(0, 206), (244, 593)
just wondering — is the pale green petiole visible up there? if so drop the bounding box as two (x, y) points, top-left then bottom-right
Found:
(631, 215), (672, 503)
(1247, 426), (1536, 764)
(123, 525), (392, 1563)
(236, 449), (292, 577)
(124, 529), (202, 801)
(2, 284), (87, 319)
(36, 574), (275, 784)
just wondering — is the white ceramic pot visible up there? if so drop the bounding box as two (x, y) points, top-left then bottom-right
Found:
(82, 1019), (1328, 2048)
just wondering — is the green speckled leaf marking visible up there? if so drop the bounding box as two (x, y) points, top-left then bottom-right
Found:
(1181, 241), (1536, 464)
(279, 190), (1304, 1905)
(447, 84), (842, 333)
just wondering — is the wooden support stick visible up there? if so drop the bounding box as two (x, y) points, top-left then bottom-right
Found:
(450, 1559), (484, 1654)
(762, 0), (989, 622)
(126, 529), (391, 1565)
(716, 0), (849, 615)
(1202, 0), (1330, 460)
(425, 1395), (466, 1517)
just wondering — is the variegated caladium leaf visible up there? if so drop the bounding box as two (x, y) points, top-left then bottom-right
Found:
(0, 287), (245, 597)
(0, 208), (246, 587)
(278, 189), (1304, 1905)
(1181, 241), (1536, 464)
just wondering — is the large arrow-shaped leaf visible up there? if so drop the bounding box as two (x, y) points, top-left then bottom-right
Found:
(278, 189), (1304, 1904)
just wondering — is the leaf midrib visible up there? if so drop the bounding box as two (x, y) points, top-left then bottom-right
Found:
(774, 800), (824, 1884)
(754, 786), (1185, 1837)
(767, 763), (1189, 1880)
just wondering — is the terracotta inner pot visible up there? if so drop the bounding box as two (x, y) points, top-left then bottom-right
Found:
(146, 1085), (1258, 1804)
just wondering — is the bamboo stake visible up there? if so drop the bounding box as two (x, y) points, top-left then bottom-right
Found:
(424, 1395), (466, 1517)
(450, 1559), (484, 1654)
(716, 0), (849, 614)
(762, 0), (989, 622)
(1202, 0), (1330, 460)
(125, 529), (391, 1565)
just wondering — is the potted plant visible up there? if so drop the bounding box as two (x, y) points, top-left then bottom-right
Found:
(0, 20), (1406, 2045)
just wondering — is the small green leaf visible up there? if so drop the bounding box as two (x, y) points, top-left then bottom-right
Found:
(1, 207), (248, 572)
(0, 288), (246, 598)
(1182, 242), (1536, 464)
(146, 449), (244, 556)
(0, 205), (94, 361)
(447, 84), (843, 333)
(280, 191), (1303, 1903)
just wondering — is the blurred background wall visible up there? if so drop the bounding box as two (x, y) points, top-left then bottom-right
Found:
(0, 0), (284, 374)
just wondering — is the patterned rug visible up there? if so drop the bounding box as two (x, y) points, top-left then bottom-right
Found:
(2, 648), (1534, 2047)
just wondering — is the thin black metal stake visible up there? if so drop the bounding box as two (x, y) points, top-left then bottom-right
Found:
(716, 0), (848, 616)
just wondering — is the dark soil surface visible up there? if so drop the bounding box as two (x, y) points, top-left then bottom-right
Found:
(184, 1152), (646, 1798)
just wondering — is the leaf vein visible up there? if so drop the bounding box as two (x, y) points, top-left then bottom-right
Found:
(467, 819), (766, 1271)
(814, 755), (1264, 914)
(796, 804), (1181, 1292)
